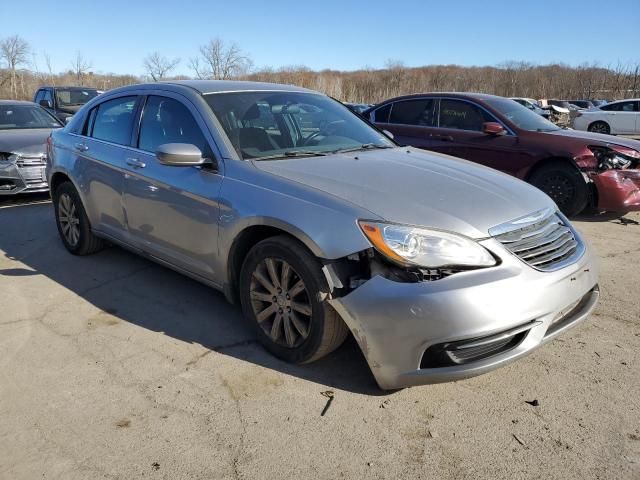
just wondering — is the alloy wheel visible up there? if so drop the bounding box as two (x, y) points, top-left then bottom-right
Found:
(249, 257), (312, 348)
(58, 193), (80, 246)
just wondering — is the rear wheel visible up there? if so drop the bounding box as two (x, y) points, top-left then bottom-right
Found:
(239, 235), (348, 364)
(529, 163), (589, 217)
(588, 121), (610, 134)
(53, 181), (104, 255)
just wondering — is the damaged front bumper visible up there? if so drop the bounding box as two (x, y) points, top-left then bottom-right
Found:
(329, 238), (599, 390)
(0, 155), (49, 195)
(589, 169), (640, 212)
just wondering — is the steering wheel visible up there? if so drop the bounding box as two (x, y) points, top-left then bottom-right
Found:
(299, 120), (343, 146)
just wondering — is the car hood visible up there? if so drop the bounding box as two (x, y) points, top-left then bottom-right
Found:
(0, 129), (53, 155)
(254, 147), (555, 239)
(545, 129), (640, 150)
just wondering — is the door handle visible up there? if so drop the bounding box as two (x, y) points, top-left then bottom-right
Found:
(74, 142), (88, 152)
(432, 134), (454, 142)
(126, 158), (146, 169)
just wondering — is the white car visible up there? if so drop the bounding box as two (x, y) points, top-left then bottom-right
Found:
(572, 99), (640, 135)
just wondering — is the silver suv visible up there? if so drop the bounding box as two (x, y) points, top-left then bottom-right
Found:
(47, 81), (599, 389)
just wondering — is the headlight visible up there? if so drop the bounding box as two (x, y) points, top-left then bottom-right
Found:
(359, 221), (496, 268)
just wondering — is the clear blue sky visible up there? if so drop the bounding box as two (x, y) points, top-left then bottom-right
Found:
(2, 0), (639, 76)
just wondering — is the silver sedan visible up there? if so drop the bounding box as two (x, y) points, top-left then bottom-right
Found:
(47, 81), (599, 389)
(0, 100), (62, 195)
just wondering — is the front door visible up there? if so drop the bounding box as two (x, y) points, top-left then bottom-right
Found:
(123, 94), (223, 281)
(434, 99), (524, 175)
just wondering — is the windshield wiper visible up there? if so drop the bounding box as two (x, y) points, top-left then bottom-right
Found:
(332, 143), (394, 154)
(251, 150), (330, 161)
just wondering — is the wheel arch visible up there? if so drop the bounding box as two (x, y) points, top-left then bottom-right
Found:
(49, 171), (73, 194)
(223, 220), (327, 304)
(523, 156), (585, 183)
(587, 119), (610, 132)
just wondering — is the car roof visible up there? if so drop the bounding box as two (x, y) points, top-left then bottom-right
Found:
(0, 100), (38, 106)
(38, 85), (99, 90)
(607, 98), (640, 103)
(162, 80), (315, 95)
(375, 92), (509, 105)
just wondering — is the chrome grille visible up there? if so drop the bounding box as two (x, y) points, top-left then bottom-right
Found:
(491, 209), (583, 271)
(16, 156), (46, 167)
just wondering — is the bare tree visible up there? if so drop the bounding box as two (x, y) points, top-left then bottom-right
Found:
(189, 38), (251, 80)
(143, 52), (180, 81)
(0, 35), (30, 98)
(70, 51), (93, 85)
(44, 52), (55, 85)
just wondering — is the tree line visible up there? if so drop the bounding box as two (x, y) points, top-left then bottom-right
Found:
(2, 34), (639, 103)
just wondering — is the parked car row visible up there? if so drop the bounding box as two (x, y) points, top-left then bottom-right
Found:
(45, 80), (600, 389)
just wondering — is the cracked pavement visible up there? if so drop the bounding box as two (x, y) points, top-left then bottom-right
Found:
(0, 199), (639, 480)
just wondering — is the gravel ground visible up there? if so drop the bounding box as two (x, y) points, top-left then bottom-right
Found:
(1, 197), (638, 480)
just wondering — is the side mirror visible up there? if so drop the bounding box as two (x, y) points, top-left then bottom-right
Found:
(64, 115), (74, 124)
(156, 143), (207, 166)
(39, 99), (52, 109)
(382, 129), (395, 140)
(483, 122), (506, 136)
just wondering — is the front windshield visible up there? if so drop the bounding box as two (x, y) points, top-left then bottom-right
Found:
(55, 89), (99, 107)
(205, 91), (394, 160)
(485, 97), (560, 132)
(0, 105), (62, 130)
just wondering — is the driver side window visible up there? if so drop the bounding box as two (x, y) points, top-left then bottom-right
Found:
(438, 99), (493, 131)
(138, 96), (210, 156)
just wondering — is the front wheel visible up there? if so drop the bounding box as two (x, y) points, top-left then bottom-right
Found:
(52, 181), (104, 255)
(239, 236), (348, 364)
(588, 121), (610, 135)
(529, 163), (589, 217)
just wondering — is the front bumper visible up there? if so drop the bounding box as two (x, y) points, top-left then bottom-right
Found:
(589, 169), (640, 212)
(329, 237), (599, 390)
(0, 157), (49, 195)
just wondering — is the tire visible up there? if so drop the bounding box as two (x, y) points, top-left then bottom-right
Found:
(52, 181), (104, 255)
(529, 163), (589, 217)
(588, 121), (610, 135)
(239, 235), (349, 364)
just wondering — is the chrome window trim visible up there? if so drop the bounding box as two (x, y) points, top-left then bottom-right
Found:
(373, 97), (515, 136)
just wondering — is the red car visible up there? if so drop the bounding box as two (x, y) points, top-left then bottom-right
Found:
(367, 93), (640, 216)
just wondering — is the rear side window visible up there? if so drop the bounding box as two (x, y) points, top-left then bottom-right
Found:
(438, 99), (493, 131)
(388, 99), (436, 126)
(601, 101), (636, 112)
(138, 96), (209, 155)
(90, 96), (137, 145)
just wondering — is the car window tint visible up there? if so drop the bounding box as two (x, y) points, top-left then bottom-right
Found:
(373, 104), (391, 123)
(34, 90), (44, 103)
(388, 99), (436, 126)
(601, 101), (635, 112)
(91, 96), (137, 145)
(138, 96), (209, 155)
(439, 99), (492, 131)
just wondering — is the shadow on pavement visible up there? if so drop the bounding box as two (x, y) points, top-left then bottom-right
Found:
(0, 202), (383, 395)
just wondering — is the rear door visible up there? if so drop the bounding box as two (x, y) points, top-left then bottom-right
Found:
(122, 93), (223, 281)
(600, 101), (637, 133)
(370, 98), (455, 153)
(72, 94), (140, 241)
